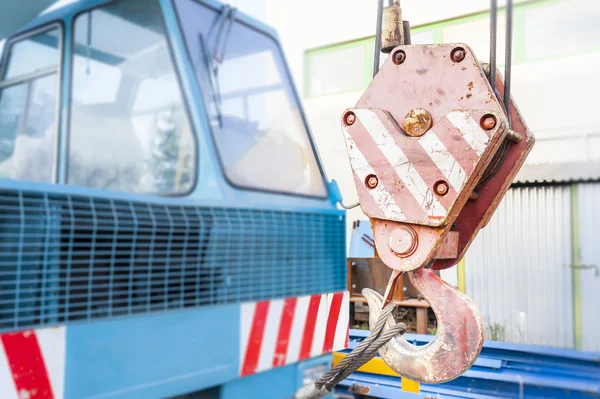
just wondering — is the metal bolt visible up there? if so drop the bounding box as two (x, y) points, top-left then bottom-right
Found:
(402, 108), (432, 137)
(345, 112), (356, 126)
(481, 114), (497, 130)
(451, 47), (466, 63)
(434, 181), (449, 196)
(366, 174), (379, 189)
(393, 50), (406, 65)
(506, 129), (523, 143)
(388, 225), (418, 257)
(469, 191), (480, 201)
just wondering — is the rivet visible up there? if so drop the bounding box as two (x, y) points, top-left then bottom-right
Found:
(393, 50), (406, 65)
(451, 47), (466, 63)
(434, 181), (449, 196)
(365, 174), (378, 189)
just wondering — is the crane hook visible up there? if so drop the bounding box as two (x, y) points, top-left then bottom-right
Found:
(363, 267), (484, 383)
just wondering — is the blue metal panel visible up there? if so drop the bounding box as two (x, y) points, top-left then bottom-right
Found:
(65, 304), (239, 399)
(347, 220), (375, 258)
(221, 355), (332, 399)
(0, 182), (346, 332)
(336, 330), (600, 399)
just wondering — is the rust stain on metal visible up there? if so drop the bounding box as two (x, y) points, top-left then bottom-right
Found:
(402, 108), (432, 137)
(467, 81), (474, 90)
(349, 383), (371, 394)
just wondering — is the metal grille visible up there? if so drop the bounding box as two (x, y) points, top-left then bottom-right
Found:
(0, 188), (346, 332)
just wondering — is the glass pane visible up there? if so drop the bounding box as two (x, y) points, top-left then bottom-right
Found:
(69, 0), (195, 194)
(3, 28), (60, 81)
(310, 44), (367, 96)
(175, 0), (326, 197)
(524, 0), (600, 60)
(411, 30), (436, 45)
(0, 74), (58, 181)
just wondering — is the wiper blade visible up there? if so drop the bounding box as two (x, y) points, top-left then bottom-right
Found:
(198, 5), (237, 127)
(209, 5), (237, 63)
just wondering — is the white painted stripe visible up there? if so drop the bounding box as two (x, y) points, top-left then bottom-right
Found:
(256, 299), (284, 373)
(446, 111), (489, 156)
(311, 294), (329, 357)
(0, 344), (18, 399)
(418, 132), (467, 192)
(37, 327), (66, 399)
(286, 295), (310, 365)
(355, 109), (446, 218)
(332, 292), (350, 351)
(239, 302), (255, 373)
(343, 128), (406, 221)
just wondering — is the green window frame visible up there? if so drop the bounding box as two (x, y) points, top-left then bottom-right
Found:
(305, 37), (373, 98)
(304, 0), (600, 98)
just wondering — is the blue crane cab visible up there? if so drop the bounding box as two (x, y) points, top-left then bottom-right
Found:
(0, 0), (348, 398)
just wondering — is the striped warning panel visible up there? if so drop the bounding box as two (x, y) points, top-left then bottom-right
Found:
(344, 108), (491, 224)
(0, 327), (66, 399)
(240, 292), (349, 377)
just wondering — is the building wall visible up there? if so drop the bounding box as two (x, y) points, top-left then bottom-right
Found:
(465, 185), (574, 348)
(577, 183), (600, 352)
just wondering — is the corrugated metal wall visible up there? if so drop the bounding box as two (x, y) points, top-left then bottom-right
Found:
(577, 183), (600, 352)
(465, 186), (574, 348)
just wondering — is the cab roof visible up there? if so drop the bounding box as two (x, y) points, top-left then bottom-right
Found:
(12, 0), (279, 42)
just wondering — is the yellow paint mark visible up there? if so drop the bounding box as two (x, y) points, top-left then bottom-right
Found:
(401, 377), (420, 393)
(333, 352), (420, 393)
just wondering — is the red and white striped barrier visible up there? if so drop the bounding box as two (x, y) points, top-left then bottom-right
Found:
(240, 292), (349, 377)
(0, 327), (65, 399)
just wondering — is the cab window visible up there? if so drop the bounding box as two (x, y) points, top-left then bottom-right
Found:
(174, 0), (327, 197)
(0, 27), (61, 182)
(69, 0), (195, 194)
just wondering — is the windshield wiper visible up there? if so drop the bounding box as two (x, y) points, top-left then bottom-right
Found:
(198, 5), (237, 127)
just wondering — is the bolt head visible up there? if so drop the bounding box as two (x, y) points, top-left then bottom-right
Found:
(366, 174), (378, 189)
(345, 112), (356, 126)
(480, 114), (497, 130)
(393, 50), (406, 65)
(388, 226), (418, 257)
(451, 47), (466, 63)
(402, 108), (433, 137)
(434, 181), (449, 196)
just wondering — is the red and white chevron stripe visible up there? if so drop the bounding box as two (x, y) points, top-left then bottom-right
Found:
(240, 292), (349, 377)
(343, 108), (492, 225)
(0, 327), (65, 399)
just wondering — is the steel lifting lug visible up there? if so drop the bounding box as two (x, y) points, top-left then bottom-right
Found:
(363, 268), (484, 383)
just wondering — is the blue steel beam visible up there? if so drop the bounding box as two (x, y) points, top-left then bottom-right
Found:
(335, 329), (600, 399)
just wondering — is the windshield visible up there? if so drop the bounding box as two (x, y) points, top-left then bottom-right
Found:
(174, 0), (327, 197)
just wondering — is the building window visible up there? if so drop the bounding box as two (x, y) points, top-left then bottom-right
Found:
(305, 27), (437, 98)
(175, 0), (327, 197)
(0, 26), (61, 182)
(306, 38), (373, 97)
(68, 0), (195, 195)
(523, 0), (600, 61)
